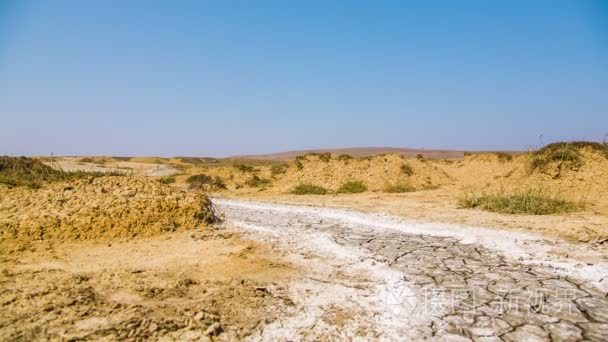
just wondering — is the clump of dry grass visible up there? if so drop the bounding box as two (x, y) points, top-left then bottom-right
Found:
(401, 163), (414, 176)
(186, 174), (227, 191)
(458, 189), (580, 215)
(159, 176), (176, 184)
(245, 175), (271, 187)
(336, 154), (353, 162)
(336, 180), (367, 194)
(383, 182), (416, 193)
(0, 156), (122, 189)
(530, 141), (608, 174)
(494, 152), (513, 162)
(290, 183), (329, 195)
(270, 163), (288, 176)
(233, 164), (259, 173)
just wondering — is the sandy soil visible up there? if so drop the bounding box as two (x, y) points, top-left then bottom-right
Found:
(0, 228), (297, 341)
(0, 177), (215, 252)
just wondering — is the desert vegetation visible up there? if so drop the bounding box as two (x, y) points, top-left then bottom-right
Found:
(400, 162), (414, 176)
(458, 189), (579, 215)
(290, 183), (329, 195)
(0, 156), (122, 188)
(186, 174), (227, 190)
(245, 175), (272, 188)
(336, 180), (367, 194)
(270, 163), (288, 176)
(529, 141), (608, 174)
(234, 163), (259, 173)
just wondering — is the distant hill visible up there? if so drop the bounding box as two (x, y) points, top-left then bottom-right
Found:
(233, 147), (475, 160)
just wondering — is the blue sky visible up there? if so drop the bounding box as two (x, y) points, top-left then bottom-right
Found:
(1, 1), (607, 156)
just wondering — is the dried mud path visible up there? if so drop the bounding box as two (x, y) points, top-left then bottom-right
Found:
(215, 199), (608, 341)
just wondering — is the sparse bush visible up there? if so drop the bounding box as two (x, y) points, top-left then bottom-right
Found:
(383, 182), (416, 193)
(245, 175), (271, 187)
(0, 156), (123, 188)
(494, 152), (513, 162)
(401, 163), (414, 176)
(79, 157), (94, 163)
(458, 190), (579, 215)
(530, 141), (608, 174)
(416, 154), (424, 160)
(159, 176), (176, 184)
(337, 180), (367, 194)
(233, 164), (258, 173)
(294, 155), (306, 170)
(337, 154), (353, 162)
(290, 183), (328, 195)
(186, 174), (226, 190)
(270, 163), (288, 176)
(317, 153), (332, 162)
(113, 156), (133, 162)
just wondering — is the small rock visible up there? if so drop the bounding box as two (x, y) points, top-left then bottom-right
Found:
(148, 322), (158, 333)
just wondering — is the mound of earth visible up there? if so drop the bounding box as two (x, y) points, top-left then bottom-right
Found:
(446, 146), (608, 205)
(274, 153), (453, 192)
(0, 176), (217, 252)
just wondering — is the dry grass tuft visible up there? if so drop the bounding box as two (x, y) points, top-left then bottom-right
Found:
(530, 141), (608, 173)
(245, 175), (271, 188)
(0, 156), (122, 189)
(290, 183), (329, 195)
(458, 189), (580, 215)
(336, 180), (367, 194)
(186, 174), (227, 190)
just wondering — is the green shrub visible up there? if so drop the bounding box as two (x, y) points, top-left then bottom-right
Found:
(337, 180), (367, 194)
(458, 190), (579, 215)
(245, 175), (271, 187)
(400, 163), (414, 176)
(290, 183), (328, 195)
(383, 182), (416, 193)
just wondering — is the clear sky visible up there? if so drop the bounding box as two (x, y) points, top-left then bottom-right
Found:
(1, 1), (607, 157)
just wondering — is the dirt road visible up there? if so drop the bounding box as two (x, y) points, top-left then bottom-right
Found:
(215, 199), (608, 341)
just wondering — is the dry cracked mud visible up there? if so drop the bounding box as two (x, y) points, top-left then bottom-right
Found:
(215, 199), (608, 341)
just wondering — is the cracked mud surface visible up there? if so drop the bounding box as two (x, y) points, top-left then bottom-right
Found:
(216, 199), (608, 341)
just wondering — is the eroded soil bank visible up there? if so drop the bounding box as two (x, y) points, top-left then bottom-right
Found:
(0, 228), (297, 341)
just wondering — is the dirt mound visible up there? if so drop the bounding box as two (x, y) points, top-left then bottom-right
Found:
(444, 147), (608, 205)
(0, 177), (218, 251)
(273, 153), (453, 192)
